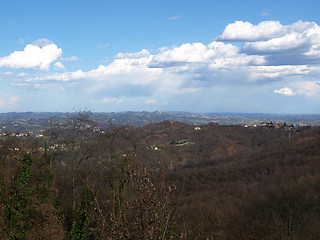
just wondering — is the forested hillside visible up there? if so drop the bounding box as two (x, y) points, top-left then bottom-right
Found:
(0, 113), (319, 239)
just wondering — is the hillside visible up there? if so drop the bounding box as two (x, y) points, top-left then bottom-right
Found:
(0, 115), (319, 239)
(135, 122), (320, 239)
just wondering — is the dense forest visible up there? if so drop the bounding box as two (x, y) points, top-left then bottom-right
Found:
(0, 112), (319, 239)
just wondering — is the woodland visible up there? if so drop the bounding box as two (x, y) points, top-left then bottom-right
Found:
(0, 112), (319, 239)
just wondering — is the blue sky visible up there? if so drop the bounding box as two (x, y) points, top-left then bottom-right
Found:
(0, 0), (320, 114)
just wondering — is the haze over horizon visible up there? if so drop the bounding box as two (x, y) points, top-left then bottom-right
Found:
(1, 0), (320, 114)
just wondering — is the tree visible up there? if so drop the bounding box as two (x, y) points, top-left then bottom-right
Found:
(70, 183), (94, 240)
(0, 147), (65, 239)
(48, 111), (97, 230)
(2, 154), (34, 239)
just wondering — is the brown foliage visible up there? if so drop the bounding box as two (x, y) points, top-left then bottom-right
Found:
(1, 119), (320, 239)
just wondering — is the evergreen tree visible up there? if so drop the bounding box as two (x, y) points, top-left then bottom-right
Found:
(70, 183), (94, 240)
(0, 148), (65, 240)
(4, 154), (33, 239)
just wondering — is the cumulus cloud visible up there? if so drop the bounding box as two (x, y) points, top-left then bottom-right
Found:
(150, 41), (265, 68)
(54, 62), (66, 70)
(15, 49), (164, 95)
(217, 21), (284, 42)
(218, 20), (320, 66)
(14, 21), (320, 99)
(273, 87), (297, 96)
(115, 49), (150, 59)
(0, 40), (62, 70)
(17, 43), (255, 95)
(274, 81), (320, 97)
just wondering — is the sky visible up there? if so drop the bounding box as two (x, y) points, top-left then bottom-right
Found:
(0, 0), (320, 114)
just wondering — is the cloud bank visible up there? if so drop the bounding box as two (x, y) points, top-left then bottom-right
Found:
(8, 21), (320, 105)
(218, 21), (320, 66)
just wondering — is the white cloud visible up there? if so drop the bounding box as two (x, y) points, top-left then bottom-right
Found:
(145, 99), (156, 104)
(168, 15), (183, 21)
(13, 39), (309, 96)
(273, 87), (297, 96)
(217, 21), (284, 41)
(243, 31), (310, 54)
(150, 41), (265, 68)
(54, 62), (66, 70)
(4, 72), (13, 75)
(115, 49), (150, 59)
(17, 72), (27, 77)
(13, 21), (320, 102)
(102, 97), (122, 103)
(218, 21), (320, 66)
(16, 49), (164, 93)
(250, 65), (311, 80)
(295, 81), (320, 96)
(274, 82), (320, 97)
(0, 41), (62, 70)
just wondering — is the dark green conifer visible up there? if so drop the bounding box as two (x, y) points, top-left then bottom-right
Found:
(5, 154), (33, 239)
(70, 183), (94, 240)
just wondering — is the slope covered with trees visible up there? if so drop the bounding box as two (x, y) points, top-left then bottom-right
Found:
(0, 113), (319, 239)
